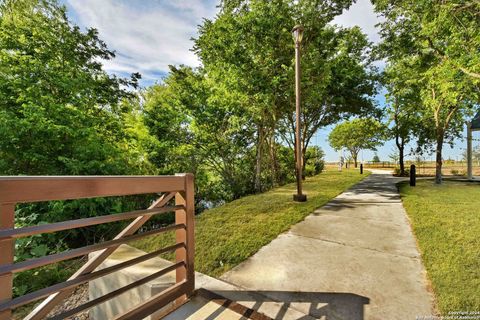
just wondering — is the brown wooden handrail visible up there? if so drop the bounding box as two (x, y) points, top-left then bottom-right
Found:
(0, 174), (195, 320)
(0, 205), (184, 239)
(0, 175), (185, 203)
(0, 223), (185, 275)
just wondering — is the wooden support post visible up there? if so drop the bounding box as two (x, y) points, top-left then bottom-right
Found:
(0, 203), (15, 320)
(467, 122), (473, 181)
(410, 164), (416, 187)
(175, 173), (195, 305)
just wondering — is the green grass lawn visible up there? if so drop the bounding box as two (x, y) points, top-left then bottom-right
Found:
(399, 179), (480, 314)
(133, 169), (368, 277)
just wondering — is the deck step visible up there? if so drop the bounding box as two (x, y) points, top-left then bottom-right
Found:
(163, 289), (273, 320)
(89, 245), (313, 319)
(193, 272), (315, 320)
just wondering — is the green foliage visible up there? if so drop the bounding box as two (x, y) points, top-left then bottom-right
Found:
(13, 260), (81, 298)
(193, 0), (378, 192)
(328, 118), (386, 166)
(0, 0), (157, 298)
(0, 0), (148, 176)
(142, 66), (327, 202)
(142, 66), (256, 202)
(304, 146), (325, 176)
(449, 169), (464, 176)
(374, 0), (480, 183)
(1, 0), (373, 303)
(372, 153), (380, 163)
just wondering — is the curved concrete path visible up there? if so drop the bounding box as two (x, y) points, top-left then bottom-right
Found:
(221, 170), (435, 320)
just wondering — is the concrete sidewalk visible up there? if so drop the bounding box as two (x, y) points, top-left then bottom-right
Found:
(221, 170), (435, 320)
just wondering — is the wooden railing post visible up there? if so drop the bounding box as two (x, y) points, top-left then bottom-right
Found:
(0, 203), (15, 320)
(175, 173), (195, 303)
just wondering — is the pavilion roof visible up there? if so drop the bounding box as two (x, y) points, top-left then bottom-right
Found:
(472, 110), (480, 131)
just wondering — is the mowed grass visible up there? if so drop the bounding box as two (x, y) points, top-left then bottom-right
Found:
(132, 169), (368, 277)
(399, 180), (480, 314)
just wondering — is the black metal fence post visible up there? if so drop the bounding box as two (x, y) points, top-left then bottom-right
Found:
(410, 164), (416, 186)
(360, 163), (363, 174)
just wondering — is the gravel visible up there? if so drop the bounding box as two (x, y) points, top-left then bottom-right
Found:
(47, 284), (90, 320)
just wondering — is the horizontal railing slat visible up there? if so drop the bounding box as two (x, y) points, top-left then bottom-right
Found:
(0, 176), (185, 203)
(0, 244), (184, 312)
(0, 205), (183, 239)
(0, 224), (184, 275)
(49, 262), (185, 320)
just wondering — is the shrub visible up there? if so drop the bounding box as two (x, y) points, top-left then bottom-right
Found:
(393, 167), (410, 176)
(305, 146), (325, 176)
(450, 169), (466, 176)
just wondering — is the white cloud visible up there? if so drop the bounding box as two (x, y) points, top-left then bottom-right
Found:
(66, 0), (219, 82)
(331, 0), (382, 43)
(66, 0), (382, 84)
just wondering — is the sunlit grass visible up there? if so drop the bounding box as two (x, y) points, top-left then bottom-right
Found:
(399, 180), (480, 314)
(132, 169), (369, 277)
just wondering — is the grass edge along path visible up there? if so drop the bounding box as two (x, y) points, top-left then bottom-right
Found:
(133, 170), (369, 277)
(398, 179), (480, 314)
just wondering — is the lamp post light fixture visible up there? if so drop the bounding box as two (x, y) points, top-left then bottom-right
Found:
(292, 25), (307, 202)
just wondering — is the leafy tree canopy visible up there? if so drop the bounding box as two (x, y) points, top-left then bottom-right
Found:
(193, 0), (379, 189)
(373, 0), (480, 183)
(0, 0), (144, 175)
(328, 118), (386, 167)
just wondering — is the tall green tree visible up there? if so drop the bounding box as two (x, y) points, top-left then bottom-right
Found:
(194, 0), (378, 191)
(143, 66), (256, 202)
(0, 0), (158, 298)
(374, 0), (480, 183)
(195, 0), (293, 192)
(278, 25), (379, 175)
(328, 118), (386, 167)
(0, 0), (144, 175)
(383, 61), (421, 176)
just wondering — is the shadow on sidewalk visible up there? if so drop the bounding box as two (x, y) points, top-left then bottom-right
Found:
(319, 174), (403, 203)
(199, 289), (370, 320)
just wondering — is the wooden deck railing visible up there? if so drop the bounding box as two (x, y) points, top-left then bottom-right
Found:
(0, 174), (195, 320)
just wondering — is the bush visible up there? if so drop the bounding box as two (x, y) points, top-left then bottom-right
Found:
(450, 169), (466, 176)
(13, 260), (82, 297)
(393, 167), (410, 176)
(305, 146), (325, 176)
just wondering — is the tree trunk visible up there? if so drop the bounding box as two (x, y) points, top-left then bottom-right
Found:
(435, 131), (444, 184)
(395, 134), (405, 176)
(353, 154), (358, 168)
(269, 134), (278, 187)
(302, 153), (306, 177)
(301, 138), (307, 180)
(255, 126), (264, 193)
(399, 145), (405, 176)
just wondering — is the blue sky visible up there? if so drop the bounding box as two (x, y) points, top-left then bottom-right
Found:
(62, 0), (473, 162)
(62, 0), (219, 83)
